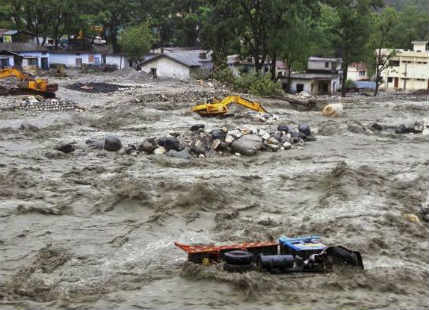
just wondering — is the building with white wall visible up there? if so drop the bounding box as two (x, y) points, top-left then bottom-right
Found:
(348, 63), (369, 81)
(141, 50), (212, 80)
(381, 41), (429, 91)
(282, 57), (342, 95)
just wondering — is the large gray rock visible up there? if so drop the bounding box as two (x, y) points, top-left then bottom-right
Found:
(138, 139), (157, 154)
(231, 134), (263, 156)
(104, 135), (122, 152)
(167, 148), (192, 160)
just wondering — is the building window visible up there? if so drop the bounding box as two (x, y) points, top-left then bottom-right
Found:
(0, 58), (10, 68)
(325, 62), (330, 68)
(27, 58), (38, 66)
(387, 77), (393, 83)
(389, 60), (400, 67)
(296, 84), (304, 92)
(359, 71), (366, 76)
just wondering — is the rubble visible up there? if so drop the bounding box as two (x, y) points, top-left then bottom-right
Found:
(0, 97), (84, 112)
(81, 124), (316, 159)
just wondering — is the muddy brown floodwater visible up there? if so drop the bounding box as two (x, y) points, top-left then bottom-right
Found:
(0, 71), (428, 310)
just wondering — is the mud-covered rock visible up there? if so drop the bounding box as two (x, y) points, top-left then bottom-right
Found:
(298, 124), (312, 137)
(231, 134), (263, 156)
(138, 139), (157, 154)
(104, 135), (122, 152)
(190, 124), (205, 132)
(167, 148), (192, 160)
(210, 128), (227, 140)
(158, 136), (181, 151)
(55, 142), (75, 154)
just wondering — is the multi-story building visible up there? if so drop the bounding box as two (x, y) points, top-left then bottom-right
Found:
(283, 57), (342, 95)
(382, 41), (429, 91)
(348, 63), (369, 81)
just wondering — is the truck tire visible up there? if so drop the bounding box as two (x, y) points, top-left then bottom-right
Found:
(223, 263), (252, 273)
(223, 250), (253, 265)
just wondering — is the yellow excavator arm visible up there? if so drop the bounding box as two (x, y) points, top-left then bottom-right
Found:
(192, 95), (268, 116)
(0, 68), (58, 97)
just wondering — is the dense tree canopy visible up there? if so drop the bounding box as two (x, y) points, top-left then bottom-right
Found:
(1, 0), (428, 95)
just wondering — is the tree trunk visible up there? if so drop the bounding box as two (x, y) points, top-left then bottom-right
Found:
(110, 28), (120, 53)
(374, 65), (380, 96)
(270, 54), (277, 80)
(287, 67), (292, 93)
(341, 62), (349, 97)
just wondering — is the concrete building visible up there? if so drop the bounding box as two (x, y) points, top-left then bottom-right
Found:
(141, 49), (212, 80)
(283, 57), (342, 95)
(348, 63), (369, 81)
(381, 41), (429, 91)
(0, 50), (19, 68)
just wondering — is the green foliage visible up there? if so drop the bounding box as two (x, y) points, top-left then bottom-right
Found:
(119, 23), (154, 63)
(212, 67), (236, 85)
(246, 74), (283, 97)
(213, 69), (282, 97)
(345, 79), (357, 89)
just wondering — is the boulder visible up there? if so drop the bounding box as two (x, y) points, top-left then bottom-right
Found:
(158, 136), (181, 151)
(55, 142), (75, 154)
(298, 124), (312, 137)
(138, 139), (157, 154)
(190, 124), (205, 132)
(231, 134), (263, 156)
(104, 135), (122, 152)
(167, 148), (192, 160)
(371, 123), (383, 131)
(191, 139), (207, 155)
(283, 142), (292, 150)
(210, 128), (227, 140)
(225, 134), (235, 144)
(278, 125), (291, 133)
(154, 146), (167, 155)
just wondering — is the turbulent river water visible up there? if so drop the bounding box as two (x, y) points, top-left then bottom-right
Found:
(0, 72), (428, 310)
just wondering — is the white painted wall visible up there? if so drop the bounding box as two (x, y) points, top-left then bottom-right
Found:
(308, 59), (342, 72)
(105, 55), (129, 70)
(141, 57), (190, 80)
(290, 80), (313, 94)
(289, 77), (340, 95)
(49, 53), (102, 68)
(19, 51), (48, 68)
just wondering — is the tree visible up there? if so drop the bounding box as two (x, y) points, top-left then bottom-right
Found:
(4, 0), (54, 46)
(368, 7), (399, 96)
(199, 1), (241, 70)
(119, 23), (154, 67)
(323, 0), (384, 97)
(90, 0), (141, 53)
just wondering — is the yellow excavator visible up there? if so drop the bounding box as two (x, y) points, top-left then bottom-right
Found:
(192, 95), (268, 116)
(0, 68), (58, 97)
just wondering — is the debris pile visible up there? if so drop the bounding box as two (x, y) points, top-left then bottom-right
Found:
(83, 124), (316, 158)
(0, 96), (84, 112)
(136, 89), (230, 105)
